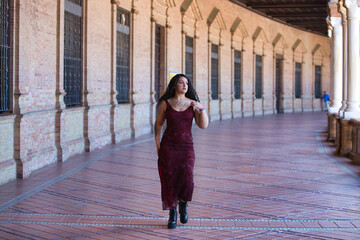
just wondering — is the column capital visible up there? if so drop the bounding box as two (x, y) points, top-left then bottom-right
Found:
(327, 18), (333, 37)
(338, 1), (347, 23)
(344, 0), (360, 18)
(330, 17), (343, 35)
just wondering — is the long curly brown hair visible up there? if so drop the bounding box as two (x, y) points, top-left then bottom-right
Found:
(158, 74), (200, 105)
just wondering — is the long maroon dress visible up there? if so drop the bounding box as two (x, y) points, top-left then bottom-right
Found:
(158, 100), (195, 210)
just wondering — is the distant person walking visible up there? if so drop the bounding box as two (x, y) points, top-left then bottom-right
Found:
(321, 91), (330, 111)
(154, 74), (208, 229)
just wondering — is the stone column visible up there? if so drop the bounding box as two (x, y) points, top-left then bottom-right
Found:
(338, 2), (348, 117)
(328, 2), (343, 113)
(343, 0), (360, 119)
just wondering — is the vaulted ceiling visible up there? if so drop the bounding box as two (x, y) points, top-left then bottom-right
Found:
(230, 0), (329, 36)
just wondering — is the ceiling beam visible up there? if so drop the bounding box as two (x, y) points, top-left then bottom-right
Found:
(267, 13), (328, 18)
(288, 22), (327, 26)
(229, 0), (328, 36)
(249, 3), (326, 9)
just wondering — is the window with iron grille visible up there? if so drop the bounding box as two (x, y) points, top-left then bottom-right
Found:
(211, 44), (218, 100)
(116, 8), (130, 103)
(234, 50), (241, 99)
(185, 36), (193, 83)
(315, 65), (321, 99)
(64, 0), (82, 107)
(255, 55), (262, 99)
(295, 62), (302, 98)
(0, 0), (10, 112)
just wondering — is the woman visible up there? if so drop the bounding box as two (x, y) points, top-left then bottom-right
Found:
(155, 74), (208, 229)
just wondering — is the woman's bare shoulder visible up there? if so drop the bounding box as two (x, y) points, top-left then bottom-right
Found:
(159, 100), (167, 110)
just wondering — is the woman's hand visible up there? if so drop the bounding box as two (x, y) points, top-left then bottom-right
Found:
(190, 101), (204, 114)
(192, 101), (209, 129)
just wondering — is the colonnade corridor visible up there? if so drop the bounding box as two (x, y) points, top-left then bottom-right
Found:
(1, 112), (360, 239)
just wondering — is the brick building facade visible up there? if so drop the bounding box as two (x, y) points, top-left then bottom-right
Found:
(0, 0), (330, 185)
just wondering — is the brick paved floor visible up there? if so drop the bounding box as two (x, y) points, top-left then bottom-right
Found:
(1, 112), (360, 239)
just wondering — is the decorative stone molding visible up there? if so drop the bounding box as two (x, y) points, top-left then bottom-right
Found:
(181, 0), (202, 37)
(230, 17), (248, 50)
(111, 0), (121, 5)
(312, 44), (326, 65)
(272, 33), (288, 56)
(327, 18), (333, 38)
(252, 27), (268, 55)
(292, 39), (307, 63)
(152, 0), (176, 26)
(207, 7), (226, 44)
(338, 0), (347, 22)
(111, 0), (133, 12)
(344, 0), (360, 17)
(181, 0), (202, 20)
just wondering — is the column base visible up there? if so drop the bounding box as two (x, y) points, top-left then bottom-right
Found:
(327, 113), (337, 141)
(343, 110), (360, 120)
(336, 118), (352, 156)
(349, 119), (360, 165)
(328, 106), (340, 114)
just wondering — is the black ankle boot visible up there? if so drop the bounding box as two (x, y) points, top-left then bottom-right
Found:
(179, 201), (188, 224)
(167, 209), (177, 229)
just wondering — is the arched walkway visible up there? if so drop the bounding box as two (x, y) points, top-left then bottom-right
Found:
(0, 112), (360, 239)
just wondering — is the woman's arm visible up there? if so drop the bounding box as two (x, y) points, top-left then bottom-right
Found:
(191, 101), (209, 129)
(154, 101), (167, 156)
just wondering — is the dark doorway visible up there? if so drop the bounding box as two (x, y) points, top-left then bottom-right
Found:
(275, 55), (283, 113)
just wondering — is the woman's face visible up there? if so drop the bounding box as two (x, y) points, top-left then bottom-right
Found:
(175, 77), (188, 94)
